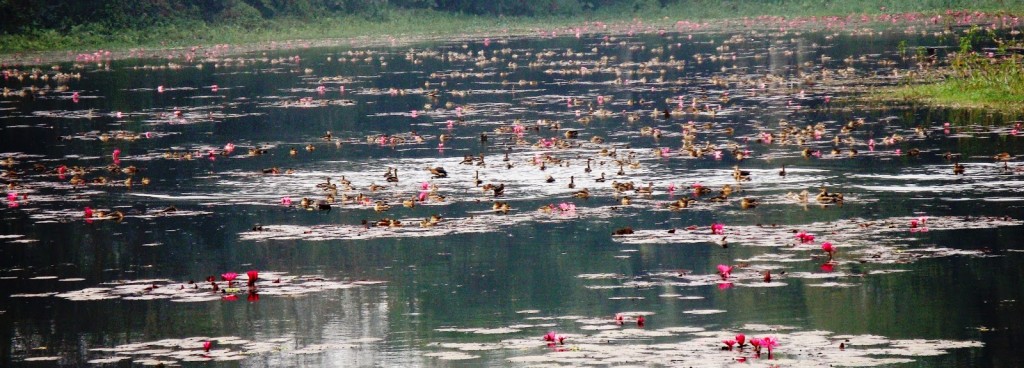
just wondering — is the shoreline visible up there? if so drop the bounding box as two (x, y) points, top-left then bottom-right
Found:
(1, 10), (1018, 67)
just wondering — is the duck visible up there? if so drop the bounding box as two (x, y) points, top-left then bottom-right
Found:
(545, 175), (555, 183)
(316, 200), (331, 211)
(635, 182), (654, 197)
(321, 131), (333, 141)
(573, 188), (591, 199)
(374, 201), (391, 212)
(595, 172), (606, 182)
(305, 144), (316, 152)
(369, 183), (386, 192)
(732, 166), (750, 181)
(786, 190), (809, 203)
(492, 183), (505, 197)
(667, 197), (693, 210)
(493, 201), (511, 213)
(262, 167), (280, 174)
(953, 162), (965, 175)
(816, 187), (844, 204)
(740, 197), (758, 209)
(385, 168), (399, 182)
(721, 184), (734, 197)
(428, 166), (448, 178)
(567, 176), (576, 189)
(584, 158), (592, 173)
(620, 196), (632, 205)
(96, 210), (125, 221)
(290, 147), (298, 156)
(474, 170), (483, 186)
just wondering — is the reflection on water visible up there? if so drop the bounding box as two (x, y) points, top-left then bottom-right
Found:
(2, 20), (1024, 366)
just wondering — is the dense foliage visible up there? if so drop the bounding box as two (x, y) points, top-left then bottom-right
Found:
(0, 0), (639, 35)
(1, 0), (1021, 53)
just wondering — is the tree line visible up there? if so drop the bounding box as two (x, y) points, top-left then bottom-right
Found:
(0, 0), (678, 35)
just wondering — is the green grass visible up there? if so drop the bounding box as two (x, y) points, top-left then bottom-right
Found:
(3, 1), (1024, 55)
(881, 25), (1024, 113)
(887, 79), (1024, 112)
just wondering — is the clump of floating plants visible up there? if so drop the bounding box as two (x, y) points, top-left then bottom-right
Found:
(79, 336), (384, 365)
(426, 313), (982, 366)
(11, 270), (384, 302)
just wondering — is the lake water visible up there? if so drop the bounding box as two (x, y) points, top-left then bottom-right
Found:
(2, 21), (1024, 366)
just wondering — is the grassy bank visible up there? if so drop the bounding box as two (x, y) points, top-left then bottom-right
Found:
(2, 1), (1024, 55)
(882, 27), (1024, 113)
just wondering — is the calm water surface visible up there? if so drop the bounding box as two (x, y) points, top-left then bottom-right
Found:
(2, 27), (1024, 367)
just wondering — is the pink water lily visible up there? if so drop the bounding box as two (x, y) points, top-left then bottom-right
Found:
(203, 341), (212, 352)
(717, 264), (733, 278)
(796, 231), (815, 243)
(711, 223), (724, 235)
(822, 242), (835, 261)
(761, 336), (779, 358)
(735, 333), (746, 346)
(246, 270), (259, 287)
(723, 339), (736, 349)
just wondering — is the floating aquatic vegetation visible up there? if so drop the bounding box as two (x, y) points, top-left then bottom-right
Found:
(11, 272), (384, 302)
(426, 312), (981, 367)
(76, 335), (384, 365)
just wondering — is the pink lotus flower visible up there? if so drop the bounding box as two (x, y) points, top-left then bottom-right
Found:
(723, 339), (736, 349)
(112, 149), (121, 160)
(821, 242), (835, 260)
(735, 333), (746, 346)
(796, 231), (815, 243)
(711, 223), (724, 235)
(543, 331), (557, 342)
(203, 341), (212, 352)
(281, 196), (292, 206)
(246, 270), (259, 286)
(84, 207), (93, 218)
(761, 336), (778, 352)
(717, 264), (733, 278)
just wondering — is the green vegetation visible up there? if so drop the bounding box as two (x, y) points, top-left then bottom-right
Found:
(1, 0), (1024, 54)
(887, 27), (1024, 112)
